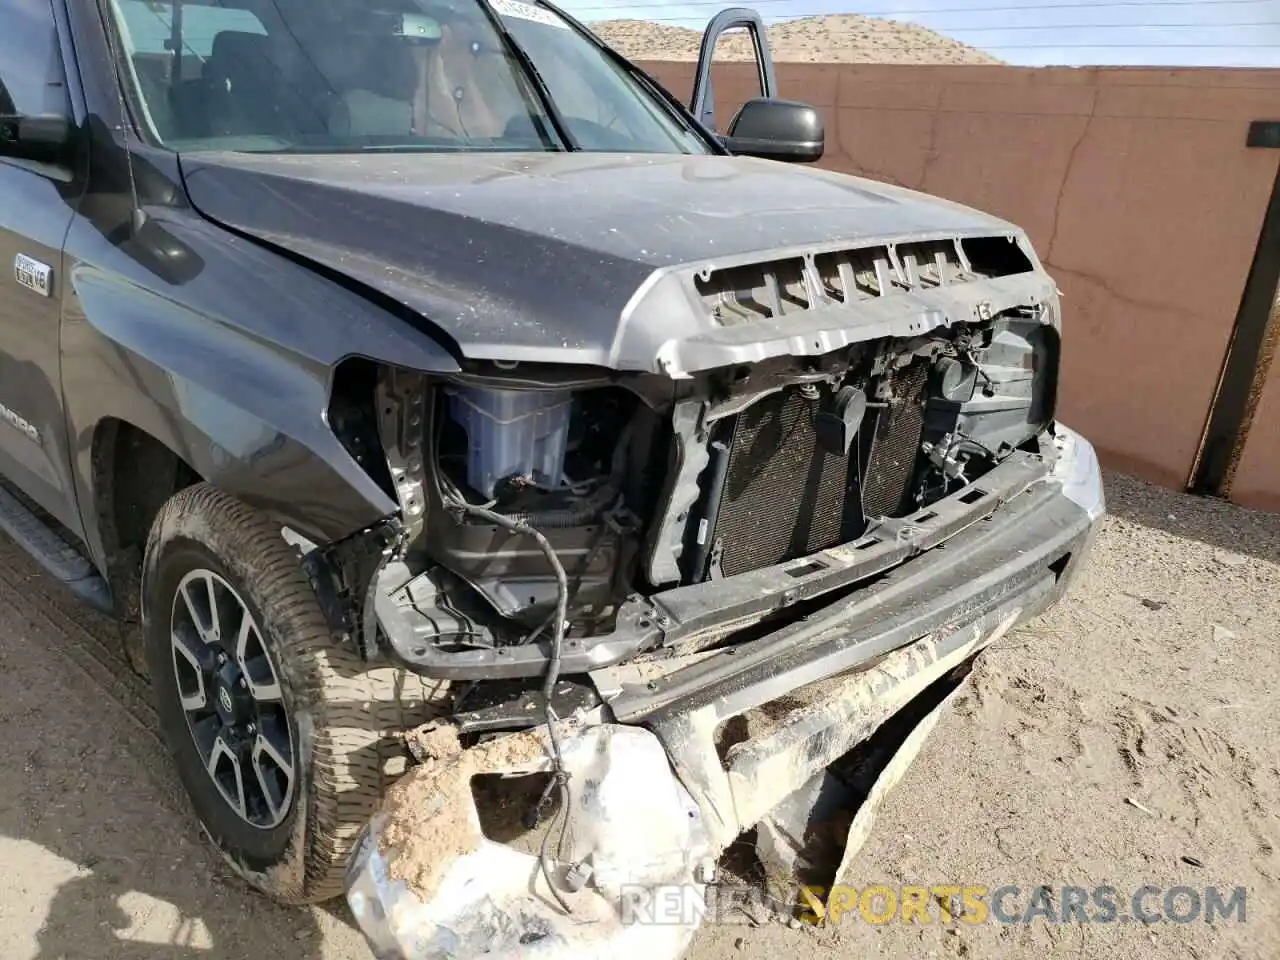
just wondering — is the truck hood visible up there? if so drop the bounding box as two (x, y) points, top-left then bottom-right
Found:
(178, 151), (1022, 369)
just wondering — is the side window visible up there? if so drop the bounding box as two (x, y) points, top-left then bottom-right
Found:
(0, 0), (71, 118)
(111, 0), (271, 141)
(116, 0), (267, 57)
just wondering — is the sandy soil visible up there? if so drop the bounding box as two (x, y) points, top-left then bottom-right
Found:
(689, 474), (1280, 960)
(590, 15), (1001, 65)
(1, 470), (1277, 959)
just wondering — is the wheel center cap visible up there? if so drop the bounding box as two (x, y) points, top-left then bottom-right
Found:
(213, 662), (252, 725)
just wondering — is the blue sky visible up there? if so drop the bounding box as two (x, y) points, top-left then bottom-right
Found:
(556, 0), (1280, 66)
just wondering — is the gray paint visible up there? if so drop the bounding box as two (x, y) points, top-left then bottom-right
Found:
(0, 0), (1054, 613)
(179, 150), (1026, 368)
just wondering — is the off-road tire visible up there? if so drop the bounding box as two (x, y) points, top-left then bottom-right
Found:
(141, 483), (445, 903)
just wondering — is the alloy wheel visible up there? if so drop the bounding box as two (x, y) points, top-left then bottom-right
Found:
(169, 569), (295, 829)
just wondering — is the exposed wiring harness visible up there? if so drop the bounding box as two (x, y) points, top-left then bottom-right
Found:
(442, 499), (575, 914)
(921, 431), (1003, 488)
(430, 400), (643, 914)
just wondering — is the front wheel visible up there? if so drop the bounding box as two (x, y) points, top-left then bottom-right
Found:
(141, 483), (444, 903)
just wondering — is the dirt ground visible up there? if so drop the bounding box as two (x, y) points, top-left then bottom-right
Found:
(1, 471), (1277, 959)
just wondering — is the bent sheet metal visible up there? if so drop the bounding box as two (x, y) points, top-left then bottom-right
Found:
(346, 609), (1023, 959)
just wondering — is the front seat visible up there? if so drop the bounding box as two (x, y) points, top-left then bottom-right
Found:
(204, 31), (320, 140)
(327, 36), (420, 138)
(421, 22), (523, 140)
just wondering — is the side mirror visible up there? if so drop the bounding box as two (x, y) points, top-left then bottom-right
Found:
(722, 98), (824, 163)
(0, 114), (73, 165)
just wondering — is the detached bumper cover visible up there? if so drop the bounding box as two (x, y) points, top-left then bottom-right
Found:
(345, 426), (1105, 960)
(345, 725), (711, 960)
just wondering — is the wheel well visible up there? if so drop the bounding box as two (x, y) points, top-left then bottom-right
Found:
(92, 419), (203, 626)
(329, 357), (396, 501)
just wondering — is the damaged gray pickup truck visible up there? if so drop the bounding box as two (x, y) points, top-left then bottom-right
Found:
(0, 0), (1102, 957)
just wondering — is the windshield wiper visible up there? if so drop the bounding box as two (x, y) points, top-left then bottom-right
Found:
(472, 0), (578, 151)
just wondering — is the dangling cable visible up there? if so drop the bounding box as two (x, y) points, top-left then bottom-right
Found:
(443, 499), (574, 914)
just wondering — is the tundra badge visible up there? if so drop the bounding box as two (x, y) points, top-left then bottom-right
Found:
(0, 401), (39, 444)
(14, 254), (52, 297)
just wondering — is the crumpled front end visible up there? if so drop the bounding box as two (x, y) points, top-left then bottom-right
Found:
(342, 423), (1105, 960)
(321, 219), (1105, 960)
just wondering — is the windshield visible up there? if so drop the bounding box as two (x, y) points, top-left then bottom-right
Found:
(105, 0), (711, 155)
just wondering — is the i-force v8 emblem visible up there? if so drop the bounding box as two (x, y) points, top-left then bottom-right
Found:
(14, 254), (52, 297)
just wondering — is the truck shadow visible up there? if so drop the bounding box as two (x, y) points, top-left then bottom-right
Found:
(31, 874), (330, 960)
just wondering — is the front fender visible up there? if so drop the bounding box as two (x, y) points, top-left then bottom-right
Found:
(60, 205), (459, 569)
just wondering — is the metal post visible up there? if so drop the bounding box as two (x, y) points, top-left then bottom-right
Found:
(1189, 121), (1280, 496)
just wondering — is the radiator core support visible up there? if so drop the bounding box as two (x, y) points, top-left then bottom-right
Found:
(699, 362), (931, 582)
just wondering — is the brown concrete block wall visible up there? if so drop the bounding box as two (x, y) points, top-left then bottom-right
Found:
(638, 60), (1280, 499)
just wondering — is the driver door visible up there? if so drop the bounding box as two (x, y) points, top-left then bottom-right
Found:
(688, 7), (778, 132)
(0, 0), (84, 532)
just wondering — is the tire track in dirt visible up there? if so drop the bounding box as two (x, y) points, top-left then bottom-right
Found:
(0, 538), (189, 815)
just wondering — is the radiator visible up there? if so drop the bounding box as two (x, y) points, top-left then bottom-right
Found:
(713, 388), (858, 578)
(861, 361), (929, 519)
(709, 363), (929, 578)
